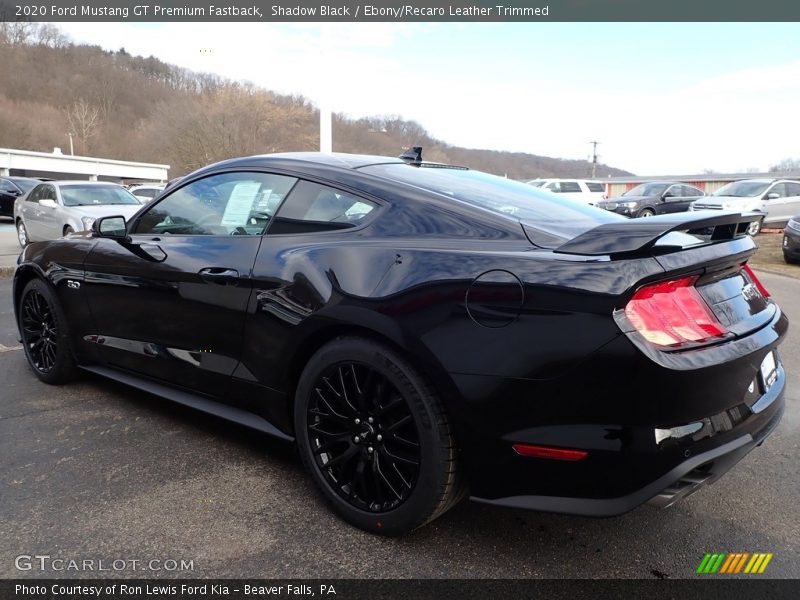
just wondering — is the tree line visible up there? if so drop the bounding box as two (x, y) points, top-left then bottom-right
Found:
(0, 22), (633, 179)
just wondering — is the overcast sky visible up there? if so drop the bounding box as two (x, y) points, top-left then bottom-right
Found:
(58, 21), (800, 176)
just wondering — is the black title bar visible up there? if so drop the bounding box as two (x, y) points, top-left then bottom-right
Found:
(2, 0), (800, 22)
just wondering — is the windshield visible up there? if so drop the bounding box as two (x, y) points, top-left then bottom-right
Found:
(712, 181), (771, 198)
(624, 183), (669, 197)
(361, 164), (624, 241)
(61, 185), (141, 207)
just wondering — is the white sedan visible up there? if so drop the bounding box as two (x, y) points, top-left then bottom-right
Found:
(14, 181), (142, 247)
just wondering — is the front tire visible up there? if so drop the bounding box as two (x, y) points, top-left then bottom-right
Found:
(17, 220), (28, 247)
(294, 337), (463, 535)
(638, 208), (656, 218)
(18, 279), (78, 384)
(785, 252), (800, 265)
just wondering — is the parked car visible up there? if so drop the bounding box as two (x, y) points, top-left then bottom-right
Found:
(14, 181), (142, 247)
(595, 182), (705, 218)
(526, 178), (605, 204)
(691, 179), (800, 235)
(129, 183), (165, 204)
(784, 214), (800, 264)
(0, 176), (40, 218)
(13, 152), (787, 535)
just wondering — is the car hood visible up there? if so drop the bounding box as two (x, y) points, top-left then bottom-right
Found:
(698, 196), (759, 206)
(66, 204), (142, 219)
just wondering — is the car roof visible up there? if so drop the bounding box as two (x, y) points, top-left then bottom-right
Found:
(216, 152), (407, 171)
(3, 176), (41, 183)
(50, 180), (126, 186)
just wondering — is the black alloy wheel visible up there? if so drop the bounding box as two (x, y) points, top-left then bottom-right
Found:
(307, 361), (421, 513)
(295, 337), (464, 535)
(18, 279), (77, 384)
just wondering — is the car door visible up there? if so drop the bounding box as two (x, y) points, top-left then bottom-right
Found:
(81, 170), (298, 400)
(762, 182), (789, 224)
(36, 184), (62, 240)
(673, 185), (703, 213)
(233, 180), (382, 427)
(20, 184), (45, 240)
(781, 182), (800, 221)
(658, 184), (685, 214)
(0, 179), (21, 216)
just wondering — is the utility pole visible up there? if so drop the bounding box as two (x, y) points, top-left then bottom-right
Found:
(589, 141), (599, 178)
(67, 132), (74, 156)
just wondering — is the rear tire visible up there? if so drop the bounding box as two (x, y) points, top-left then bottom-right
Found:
(63, 226), (74, 236)
(18, 279), (78, 385)
(16, 220), (28, 247)
(294, 336), (464, 535)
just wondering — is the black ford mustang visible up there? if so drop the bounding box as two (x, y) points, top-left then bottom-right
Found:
(13, 151), (788, 535)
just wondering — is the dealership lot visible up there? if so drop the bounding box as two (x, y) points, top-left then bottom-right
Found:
(0, 273), (798, 579)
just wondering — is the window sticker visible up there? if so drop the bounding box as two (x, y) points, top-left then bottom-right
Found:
(220, 181), (261, 227)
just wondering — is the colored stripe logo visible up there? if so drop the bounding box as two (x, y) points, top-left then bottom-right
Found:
(696, 552), (773, 574)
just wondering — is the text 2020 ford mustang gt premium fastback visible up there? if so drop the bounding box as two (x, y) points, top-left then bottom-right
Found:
(13, 151), (788, 535)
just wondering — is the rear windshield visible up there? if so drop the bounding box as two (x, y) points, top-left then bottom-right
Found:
(61, 185), (141, 207)
(361, 164), (624, 240)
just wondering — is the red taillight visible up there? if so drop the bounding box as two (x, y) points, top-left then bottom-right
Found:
(743, 264), (770, 298)
(512, 443), (589, 461)
(624, 276), (727, 348)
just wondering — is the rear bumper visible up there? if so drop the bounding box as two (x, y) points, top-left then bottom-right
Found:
(470, 360), (785, 517)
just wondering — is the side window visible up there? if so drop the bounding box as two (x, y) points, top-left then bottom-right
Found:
(585, 182), (604, 192)
(268, 181), (378, 235)
(785, 182), (800, 197)
(684, 186), (703, 197)
(40, 185), (57, 201)
(559, 181), (582, 193)
(134, 172), (297, 236)
(27, 185), (43, 203)
(545, 182), (560, 193)
(767, 183), (787, 199)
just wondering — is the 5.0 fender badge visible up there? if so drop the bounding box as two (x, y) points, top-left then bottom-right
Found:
(66, 280), (81, 290)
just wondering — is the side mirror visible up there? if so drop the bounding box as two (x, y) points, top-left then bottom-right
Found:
(38, 198), (57, 209)
(765, 193), (780, 200)
(93, 215), (128, 239)
(8, 189), (21, 197)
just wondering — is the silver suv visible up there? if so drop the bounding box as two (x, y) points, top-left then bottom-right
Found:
(692, 179), (800, 235)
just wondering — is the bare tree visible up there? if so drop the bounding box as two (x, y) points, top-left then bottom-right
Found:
(65, 98), (100, 154)
(769, 158), (800, 173)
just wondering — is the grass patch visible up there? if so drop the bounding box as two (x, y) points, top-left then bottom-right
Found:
(749, 232), (799, 278)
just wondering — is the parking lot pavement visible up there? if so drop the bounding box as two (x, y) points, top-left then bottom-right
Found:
(0, 230), (19, 271)
(0, 272), (798, 579)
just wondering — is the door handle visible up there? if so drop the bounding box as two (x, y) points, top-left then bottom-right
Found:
(198, 267), (240, 285)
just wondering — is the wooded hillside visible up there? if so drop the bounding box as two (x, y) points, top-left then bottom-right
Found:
(0, 22), (632, 179)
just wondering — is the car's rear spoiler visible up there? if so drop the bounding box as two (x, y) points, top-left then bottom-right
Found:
(553, 211), (762, 257)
